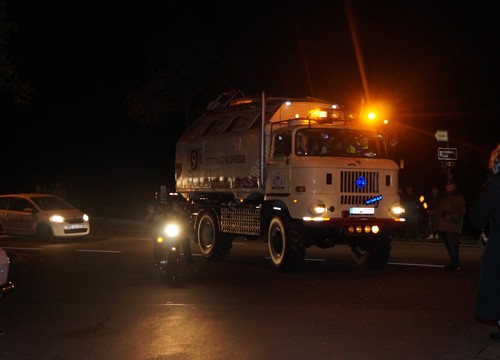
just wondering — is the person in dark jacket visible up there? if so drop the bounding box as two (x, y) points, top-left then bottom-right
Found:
(469, 143), (500, 340)
(436, 179), (467, 270)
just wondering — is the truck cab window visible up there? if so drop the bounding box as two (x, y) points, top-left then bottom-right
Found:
(274, 133), (291, 157)
(296, 130), (322, 156)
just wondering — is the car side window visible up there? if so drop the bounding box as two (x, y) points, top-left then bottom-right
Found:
(0, 198), (8, 210)
(9, 198), (32, 212)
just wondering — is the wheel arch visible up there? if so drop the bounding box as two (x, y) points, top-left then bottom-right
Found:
(261, 199), (291, 232)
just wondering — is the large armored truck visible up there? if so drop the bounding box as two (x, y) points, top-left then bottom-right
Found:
(175, 91), (404, 271)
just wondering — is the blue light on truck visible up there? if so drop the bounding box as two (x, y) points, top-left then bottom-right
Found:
(365, 195), (382, 204)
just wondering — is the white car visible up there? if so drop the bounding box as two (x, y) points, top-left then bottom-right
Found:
(0, 248), (14, 296)
(0, 194), (90, 241)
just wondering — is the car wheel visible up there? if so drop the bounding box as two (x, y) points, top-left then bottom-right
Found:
(36, 224), (53, 242)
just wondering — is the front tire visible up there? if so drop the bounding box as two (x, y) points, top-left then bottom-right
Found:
(164, 249), (181, 284)
(36, 224), (53, 242)
(196, 211), (232, 261)
(268, 214), (306, 271)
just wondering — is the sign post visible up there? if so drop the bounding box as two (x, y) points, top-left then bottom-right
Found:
(435, 130), (454, 180)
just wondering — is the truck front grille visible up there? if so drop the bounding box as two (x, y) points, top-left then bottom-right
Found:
(340, 170), (380, 206)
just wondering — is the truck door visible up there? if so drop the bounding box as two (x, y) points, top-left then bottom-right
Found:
(266, 132), (292, 195)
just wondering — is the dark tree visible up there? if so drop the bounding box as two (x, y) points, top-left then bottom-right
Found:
(0, 0), (31, 105)
(126, 33), (225, 130)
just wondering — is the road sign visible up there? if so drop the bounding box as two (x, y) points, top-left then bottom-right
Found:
(438, 147), (457, 160)
(435, 130), (448, 142)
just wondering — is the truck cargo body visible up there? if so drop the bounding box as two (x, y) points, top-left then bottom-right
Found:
(175, 95), (404, 270)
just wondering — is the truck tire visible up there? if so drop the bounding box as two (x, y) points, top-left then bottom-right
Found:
(268, 215), (306, 271)
(196, 211), (232, 261)
(350, 235), (391, 270)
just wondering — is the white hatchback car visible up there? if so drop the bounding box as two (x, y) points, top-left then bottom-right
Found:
(0, 194), (90, 241)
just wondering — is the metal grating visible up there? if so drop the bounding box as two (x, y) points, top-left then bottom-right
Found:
(340, 170), (379, 193)
(340, 171), (380, 206)
(221, 206), (261, 236)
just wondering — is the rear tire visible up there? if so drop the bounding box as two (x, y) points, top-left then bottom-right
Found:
(164, 250), (180, 284)
(196, 211), (232, 261)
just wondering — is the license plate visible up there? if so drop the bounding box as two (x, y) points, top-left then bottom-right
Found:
(70, 224), (84, 229)
(350, 207), (375, 215)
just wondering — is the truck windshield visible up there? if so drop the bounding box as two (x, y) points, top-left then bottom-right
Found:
(295, 128), (388, 158)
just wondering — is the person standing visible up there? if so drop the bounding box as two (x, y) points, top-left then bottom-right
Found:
(425, 185), (442, 240)
(469, 143), (500, 340)
(435, 180), (466, 270)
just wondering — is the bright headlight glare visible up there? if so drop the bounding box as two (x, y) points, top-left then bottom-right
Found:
(312, 203), (326, 215)
(83, 214), (89, 221)
(50, 215), (64, 223)
(391, 206), (405, 216)
(164, 224), (180, 237)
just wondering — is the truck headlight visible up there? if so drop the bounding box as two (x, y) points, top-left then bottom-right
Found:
(391, 205), (405, 216)
(311, 203), (326, 216)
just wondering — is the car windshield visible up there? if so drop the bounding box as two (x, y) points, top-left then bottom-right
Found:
(295, 128), (389, 158)
(32, 196), (74, 210)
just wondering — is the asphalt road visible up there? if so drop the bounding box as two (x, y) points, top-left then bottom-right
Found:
(0, 218), (494, 360)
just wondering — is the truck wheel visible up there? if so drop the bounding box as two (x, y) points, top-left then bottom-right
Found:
(350, 236), (391, 270)
(196, 212), (232, 261)
(268, 215), (305, 271)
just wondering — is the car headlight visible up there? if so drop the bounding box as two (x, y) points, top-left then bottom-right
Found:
(49, 215), (64, 223)
(83, 214), (89, 221)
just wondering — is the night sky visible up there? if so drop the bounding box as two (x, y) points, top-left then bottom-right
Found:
(1, 0), (498, 220)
